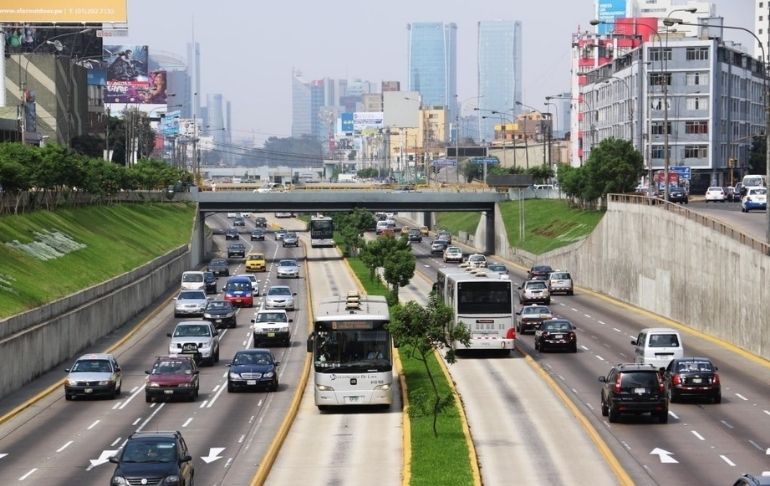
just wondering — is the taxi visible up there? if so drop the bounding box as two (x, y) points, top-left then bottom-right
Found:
(245, 252), (266, 272)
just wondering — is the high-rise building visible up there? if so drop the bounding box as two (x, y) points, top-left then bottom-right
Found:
(407, 22), (457, 123)
(382, 81), (401, 92)
(756, 0), (769, 60)
(186, 42), (201, 120)
(477, 20), (522, 143)
(206, 94), (226, 146)
(594, 0), (715, 37)
(291, 69), (312, 138)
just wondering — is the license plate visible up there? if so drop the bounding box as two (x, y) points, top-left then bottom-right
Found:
(268, 332), (275, 337)
(692, 378), (702, 384)
(216, 319), (222, 323)
(183, 344), (197, 352)
(346, 396), (361, 403)
(553, 334), (564, 338)
(85, 388), (93, 393)
(164, 390), (173, 395)
(634, 388), (647, 394)
(247, 380), (257, 385)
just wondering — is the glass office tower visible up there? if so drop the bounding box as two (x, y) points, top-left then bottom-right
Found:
(407, 22), (457, 123)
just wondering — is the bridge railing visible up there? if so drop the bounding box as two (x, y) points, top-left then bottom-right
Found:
(609, 194), (770, 256)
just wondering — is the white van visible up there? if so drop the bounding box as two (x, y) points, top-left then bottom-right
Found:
(631, 328), (684, 369)
(180, 271), (205, 291)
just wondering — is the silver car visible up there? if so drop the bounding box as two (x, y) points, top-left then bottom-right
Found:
(264, 285), (296, 310)
(276, 259), (300, 278)
(167, 321), (220, 365)
(518, 280), (551, 305)
(548, 271), (574, 295)
(173, 289), (209, 317)
(64, 353), (122, 400)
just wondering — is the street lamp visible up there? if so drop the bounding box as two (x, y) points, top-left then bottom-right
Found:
(665, 17), (770, 242)
(544, 101), (558, 167)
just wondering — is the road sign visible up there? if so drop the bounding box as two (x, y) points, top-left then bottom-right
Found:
(670, 166), (691, 181)
(471, 157), (499, 166)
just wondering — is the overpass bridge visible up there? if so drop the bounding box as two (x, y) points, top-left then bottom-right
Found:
(190, 189), (506, 260)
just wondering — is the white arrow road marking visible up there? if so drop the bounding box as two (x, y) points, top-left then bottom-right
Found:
(88, 450), (119, 469)
(650, 448), (678, 464)
(201, 447), (225, 464)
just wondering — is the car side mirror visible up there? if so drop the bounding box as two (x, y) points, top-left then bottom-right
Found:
(306, 333), (314, 353)
(713, 366), (718, 371)
(598, 376), (607, 383)
(274, 361), (280, 367)
(250, 319), (256, 324)
(115, 367), (121, 372)
(181, 455), (193, 463)
(289, 319), (293, 323)
(572, 326), (578, 330)
(659, 367), (666, 374)
(630, 339), (637, 345)
(213, 330), (219, 336)
(64, 368), (70, 372)
(193, 370), (200, 375)
(145, 370), (150, 374)
(167, 333), (172, 337)
(109, 456), (120, 464)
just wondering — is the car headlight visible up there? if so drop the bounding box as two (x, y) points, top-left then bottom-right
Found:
(263, 371), (275, 378)
(375, 384), (392, 391)
(177, 382), (191, 388)
(316, 384), (334, 391)
(111, 476), (128, 486)
(163, 475), (181, 485)
(229, 372), (241, 379)
(98, 380), (112, 386)
(280, 327), (289, 333)
(203, 313), (213, 319)
(67, 379), (79, 386)
(148, 382), (160, 387)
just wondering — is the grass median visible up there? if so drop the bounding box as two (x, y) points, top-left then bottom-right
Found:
(348, 256), (475, 486)
(0, 203), (195, 317)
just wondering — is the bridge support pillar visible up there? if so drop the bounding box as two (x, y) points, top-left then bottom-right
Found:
(484, 210), (495, 256)
(422, 211), (432, 230)
(190, 209), (205, 267)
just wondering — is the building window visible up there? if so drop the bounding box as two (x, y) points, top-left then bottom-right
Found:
(685, 120), (709, 134)
(649, 72), (672, 85)
(686, 47), (709, 60)
(651, 145), (669, 159)
(686, 97), (707, 110)
(650, 97), (671, 110)
(686, 72), (708, 86)
(684, 145), (708, 158)
(651, 121), (671, 134)
(649, 47), (672, 61)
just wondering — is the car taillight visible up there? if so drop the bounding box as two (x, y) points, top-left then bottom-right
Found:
(671, 374), (681, 385)
(658, 376), (666, 393)
(506, 328), (516, 340)
(712, 373), (720, 385)
(614, 373), (622, 393)
(568, 333), (575, 341)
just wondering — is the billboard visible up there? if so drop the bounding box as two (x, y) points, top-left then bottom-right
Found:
(104, 45), (150, 103)
(353, 112), (384, 131)
(160, 110), (181, 136)
(341, 112), (354, 133)
(596, 0), (627, 34)
(0, 0), (128, 23)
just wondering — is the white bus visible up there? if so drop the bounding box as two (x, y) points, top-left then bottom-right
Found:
(309, 215), (334, 248)
(742, 174), (766, 189)
(307, 292), (392, 409)
(435, 266), (516, 352)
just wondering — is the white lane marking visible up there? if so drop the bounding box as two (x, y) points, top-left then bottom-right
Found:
(764, 410), (770, 417)
(119, 385), (145, 410)
(650, 448), (678, 463)
(199, 400), (209, 409)
(595, 355), (605, 361)
(585, 402), (594, 410)
(584, 314), (592, 318)
(543, 363), (552, 370)
(136, 403), (165, 432)
(557, 375), (566, 381)
(721, 420), (734, 429)
(111, 437), (122, 447)
(238, 434), (245, 444)
(242, 340), (247, 346)
(212, 384), (220, 393)
(219, 329), (228, 339)
(87, 420), (100, 430)
(19, 468), (37, 481)
(112, 402), (122, 410)
(225, 457), (233, 469)
(132, 418), (141, 426)
(559, 302), (566, 306)
(613, 327), (622, 333)
(691, 431), (705, 441)
(571, 388), (578, 394)
(628, 335), (636, 340)
(598, 320), (606, 325)
(182, 417), (193, 428)
(580, 345), (589, 351)
(129, 386), (138, 393)
(621, 441), (631, 451)
(668, 411), (679, 419)
(207, 380), (228, 408)
(619, 352), (627, 358)
(735, 393), (748, 401)
(222, 371), (228, 378)
(720, 455), (736, 467)
(56, 441), (73, 453)
(747, 440), (763, 451)
(571, 307), (579, 312)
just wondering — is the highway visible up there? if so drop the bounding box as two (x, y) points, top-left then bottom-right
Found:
(405, 228), (770, 485)
(687, 200), (768, 241)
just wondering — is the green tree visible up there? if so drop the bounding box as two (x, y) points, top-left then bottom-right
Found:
(526, 164), (554, 183)
(70, 134), (105, 158)
(748, 134), (767, 175)
(461, 160), (482, 182)
(557, 163), (586, 199)
(359, 235), (415, 304)
(389, 295), (470, 437)
(581, 138), (643, 201)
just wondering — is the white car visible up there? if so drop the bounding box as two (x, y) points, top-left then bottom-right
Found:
(167, 321), (220, 365)
(276, 259), (300, 278)
(236, 274), (260, 296)
(173, 289), (209, 317)
(466, 254), (487, 269)
(180, 271), (205, 291)
(704, 186), (726, 203)
(443, 246), (463, 263)
(251, 309), (293, 347)
(741, 187), (767, 212)
(226, 212), (238, 218)
(264, 285), (296, 310)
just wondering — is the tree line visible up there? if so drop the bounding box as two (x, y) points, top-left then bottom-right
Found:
(0, 142), (193, 214)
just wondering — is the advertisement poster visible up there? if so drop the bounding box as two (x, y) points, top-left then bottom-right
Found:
(104, 44), (150, 103)
(596, 0), (627, 34)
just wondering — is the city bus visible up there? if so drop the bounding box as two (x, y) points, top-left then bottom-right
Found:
(307, 292), (393, 409)
(435, 266), (516, 352)
(309, 215), (334, 248)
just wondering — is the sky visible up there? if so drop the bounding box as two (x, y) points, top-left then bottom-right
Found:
(121, 0), (754, 146)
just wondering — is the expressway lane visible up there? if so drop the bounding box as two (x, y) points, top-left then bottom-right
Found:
(686, 200), (767, 240)
(406, 229), (770, 485)
(0, 212), (308, 485)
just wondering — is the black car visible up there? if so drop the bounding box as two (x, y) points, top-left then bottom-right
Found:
(668, 187), (689, 204)
(203, 299), (237, 328)
(407, 229), (422, 242)
(109, 431), (194, 486)
(207, 258), (229, 277)
(663, 357), (721, 403)
(227, 349), (279, 392)
(534, 319), (577, 353)
(733, 474), (770, 486)
(528, 264), (553, 279)
(254, 217), (267, 228)
(282, 232), (299, 247)
(228, 243), (246, 259)
(225, 228), (240, 240)
(233, 217), (246, 227)
(203, 271), (217, 294)
(723, 186), (739, 202)
(251, 228), (266, 241)
(598, 363), (669, 423)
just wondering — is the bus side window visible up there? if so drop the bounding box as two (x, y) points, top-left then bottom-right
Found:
(306, 332), (315, 353)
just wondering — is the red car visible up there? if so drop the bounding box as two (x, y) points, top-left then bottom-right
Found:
(223, 276), (254, 307)
(145, 355), (199, 402)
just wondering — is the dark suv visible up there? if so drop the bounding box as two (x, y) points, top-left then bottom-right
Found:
(109, 431), (194, 486)
(598, 363), (669, 423)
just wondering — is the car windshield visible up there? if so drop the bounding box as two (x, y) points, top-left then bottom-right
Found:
(285, 233), (297, 238)
(268, 287), (291, 296)
(206, 301), (231, 311)
(233, 352), (273, 365)
(749, 188), (767, 195)
(152, 359), (193, 375)
(122, 441), (177, 463)
(226, 281), (251, 292)
(543, 321), (572, 331)
(469, 255), (485, 262)
(488, 264), (506, 272)
(178, 291), (205, 300)
(173, 325), (211, 337)
(526, 281), (547, 290)
(255, 312), (288, 322)
(279, 260), (298, 267)
(551, 272), (570, 279)
(523, 306), (550, 315)
(649, 334), (679, 347)
(182, 273), (203, 283)
(203, 272), (214, 280)
(533, 266), (552, 273)
(248, 254), (264, 260)
(676, 360), (713, 372)
(210, 259), (226, 266)
(71, 359), (112, 373)
(620, 372), (659, 388)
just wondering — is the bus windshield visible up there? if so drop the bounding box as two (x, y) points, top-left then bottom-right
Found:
(310, 220), (333, 238)
(313, 329), (391, 372)
(457, 281), (512, 314)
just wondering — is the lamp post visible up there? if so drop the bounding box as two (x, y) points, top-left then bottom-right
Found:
(544, 101), (558, 167)
(665, 17), (770, 242)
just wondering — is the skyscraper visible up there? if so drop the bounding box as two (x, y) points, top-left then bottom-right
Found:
(407, 22), (457, 122)
(185, 42), (200, 121)
(206, 93), (226, 146)
(756, 0), (769, 60)
(477, 20), (522, 143)
(291, 69), (312, 138)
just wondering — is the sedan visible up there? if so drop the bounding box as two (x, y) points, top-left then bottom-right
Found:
(173, 290), (209, 317)
(225, 228), (240, 240)
(227, 243), (246, 259)
(233, 217), (246, 227)
(275, 228), (288, 240)
(516, 305), (553, 334)
(203, 300), (237, 329)
(741, 187), (767, 212)
(282, 232), (299, 247)
(534, 319), (577, 352)
(64, 353), (122, 400)
(704, 186), (727, 202)
(668, 187), (688, 204)
(431, 240), (449, 254)
(227, 349), (279, 392)
(254, 217), (267, 228)
(203, 271), (218, 294)
(207, 258), (229, 277)
(408, 229), (423, 242)
(663, 357), (721, 403)
(276, 259), (300, 278)
(264, 285), (297, 310)
(250, 228), (266, 241)
(527, 264), (553, 280)
(443, 246), (463, 263)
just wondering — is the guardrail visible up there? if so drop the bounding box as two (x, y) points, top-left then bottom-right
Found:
(609, 194), (770, 256)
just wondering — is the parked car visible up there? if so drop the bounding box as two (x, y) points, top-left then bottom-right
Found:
(704, 186), (727, 202)
(668, 187), (689, 204)
(527, 264), (554, 280)
(227, 242), (246, 260)
(250, 228), (266, 241)
(245, 252), (267, 272)
(227, 349), (280, 392)
(443, 246), (463, 263)
(173, 289), (209, 317)
(282, 232), (299, 247)
(598, 363), (669, 423)
(275, 228), (288, 240)
(547, 271), (574, 295)
(515, 305), (553, 334)
(64, 353), (122, 400)
(207, 258), (229, 277)
(663, 357), (721, 403)
(144, 355), (200, 402)
(741, 186), (767, 212)
(518, 280), (551, 305)
(233, 217), (246, 227)
(431, 239), (449, 254)
(203, 299), (237, 329)
(225, 228), (240, 240)
(535, 319), (577, 352)
(276, 259), (300, 278)
(167, 321), (220, 365)
(251, 309), (293, 347)
(223, 276), (254, 308)
(264, 285), (296, 310)
(203, 271), (217, 294)
(109, 431), (194, 485)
